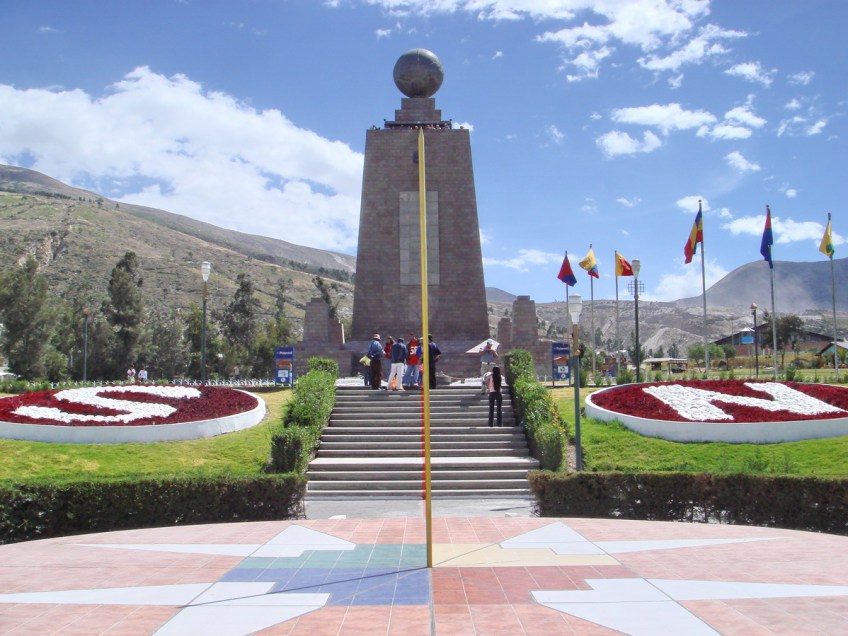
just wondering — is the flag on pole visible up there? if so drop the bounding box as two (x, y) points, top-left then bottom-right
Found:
(820, 213), (834, 258)
(557, 253), (577, 286)
(760, 205), (774, 269)
(579, 247), (599, 278)
(684, 205), (703, 264)
(615, 251), (634, 277)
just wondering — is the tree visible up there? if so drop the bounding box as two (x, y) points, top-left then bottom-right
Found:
(184, 303), (222, 380)
(0, 258), (53, 379)
(761, 312), (804, 368)
(669, 342), (680, 359)
(312, 276), (340, 321)
(104, 252), (145, 378)
(147, 308), (186, 380)
(221, 273), (260, 373)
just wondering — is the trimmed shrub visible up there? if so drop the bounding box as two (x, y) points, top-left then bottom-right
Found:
(307, 357), (339, 376)
(529, 471), (848, 535)
(0, 475), (306, 545)
(505, 350), (569, 471)
(269, 359), (337, 473)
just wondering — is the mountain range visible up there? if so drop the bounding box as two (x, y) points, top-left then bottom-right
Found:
(0, 164), (844, 352)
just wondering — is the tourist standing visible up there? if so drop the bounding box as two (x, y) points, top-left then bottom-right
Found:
(367, 334), (384, 390)
(478, 339), (499, 393)
(426, 334), (442, 388)
(403, 333), (421, 389)
(387, 337), (407, 391)
(382, 336), (394, 383)
(138, 367), (148, 383)
(486, 365), (503, 427)
(126, 366), (136, 383)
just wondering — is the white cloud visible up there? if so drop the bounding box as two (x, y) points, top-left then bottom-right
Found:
(725, 61), (776, 86)
(616, 197), (641, 208)
(453, 120), (474, 132)
(483, 248), (561, 272)
(778, 114), (828, 137)
(784, 98), (801, 110)
(492, 50), (503, 59)
(546, 124), (565, 143)
(676, 195), (708, 213)
(652, 259), (729, 301)
(725, 151), (760, 172)
(724, 105), (766, 128)
(638, 24), (746, 72)
(0, 67), (363, 252)
(698, 123), (752, 140)
(375, 27), (393, 38)
(479, 228), (492, 245)
(581, 197), (598, 214)
(788, 71), (815, 85)
(724, 214), (829, 245)
(783, 187), (797, 198)
(596, 130), (662, 157)
(611, 103), (715, 133)
(667, 74), (683, 89)
(38, 25), (58, 33)
(807, 119), (827, 135)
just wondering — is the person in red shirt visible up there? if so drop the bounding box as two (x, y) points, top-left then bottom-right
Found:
(403, 332), (421, 389)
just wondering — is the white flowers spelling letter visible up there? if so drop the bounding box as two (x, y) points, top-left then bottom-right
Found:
(643, 382), (846, 421)
(13, 386), (202, 424)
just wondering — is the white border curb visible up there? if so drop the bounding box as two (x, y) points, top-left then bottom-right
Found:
(585, 384), (848, 444)
(0, 391), (267, 444)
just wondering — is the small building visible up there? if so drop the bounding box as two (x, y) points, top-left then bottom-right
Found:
(817, 341), (848, 366)
(642, 358), (688, 375)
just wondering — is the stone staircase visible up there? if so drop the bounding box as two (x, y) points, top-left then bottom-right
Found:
(306, 385), (539, 498)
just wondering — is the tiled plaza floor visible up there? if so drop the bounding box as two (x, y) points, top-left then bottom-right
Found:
(2, 515), (848, 635)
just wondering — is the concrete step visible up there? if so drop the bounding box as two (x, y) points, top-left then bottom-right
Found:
(307, 469), (533, 481)
(306, 479), (531, 491)
(308, 456), (539, 471)
(320, 432), (524, 442)
(316, 448), (531, 458)
(305, 489), (533, 499)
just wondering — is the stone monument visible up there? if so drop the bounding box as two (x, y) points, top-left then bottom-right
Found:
(348, 48), (489, 378)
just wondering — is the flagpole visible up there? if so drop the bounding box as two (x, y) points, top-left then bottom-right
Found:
(590, 272), (596, 378)
(699, 201), (709, 375)
(417, 128), (433, 568)
(566, 280), (571, 386)
(830, 252), (839, 379)
(614, 251), (620, 360)
(766, 205), (778, 380)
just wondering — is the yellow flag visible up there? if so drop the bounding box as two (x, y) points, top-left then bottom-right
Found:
(819, 215), (834, 257)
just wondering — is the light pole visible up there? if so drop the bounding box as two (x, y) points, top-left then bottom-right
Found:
(631, 259), (642, 383)
(82, 308), (90, 382)
(751, 303), (759, 378)
(201, 261), (211, 384)
(568, 293), (583, 471)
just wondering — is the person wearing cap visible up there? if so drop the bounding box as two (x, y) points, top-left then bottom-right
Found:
(479, 338), (499, 393)
(403, 332), (421, 389)
(367, 334), (383, 390)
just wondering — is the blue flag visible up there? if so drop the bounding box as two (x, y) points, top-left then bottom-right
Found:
(760, 205), (774, 269)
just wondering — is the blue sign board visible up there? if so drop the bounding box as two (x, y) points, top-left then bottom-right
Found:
(274, 346), (294, 386)
(740, 334), (754, 345)
(551, 342), (570, 383)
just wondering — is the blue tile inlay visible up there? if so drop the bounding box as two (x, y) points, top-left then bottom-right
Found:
(223, 544), (431, 607)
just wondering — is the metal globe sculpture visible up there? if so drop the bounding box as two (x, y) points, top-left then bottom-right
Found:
(393, 48), (444, 98)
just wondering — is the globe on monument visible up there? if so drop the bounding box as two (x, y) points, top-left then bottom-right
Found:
(393, 48), (444, 98)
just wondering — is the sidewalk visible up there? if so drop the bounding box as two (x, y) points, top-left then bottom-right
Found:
(2, 512), (848, 634)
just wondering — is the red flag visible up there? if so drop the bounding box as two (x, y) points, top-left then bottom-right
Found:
(557, 253), (577, 286)
(615, 252), (634, 277)
(684, 204), (703, 264)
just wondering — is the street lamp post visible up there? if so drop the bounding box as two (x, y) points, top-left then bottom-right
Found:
(631, 259), (642, 383)
(201, 261), (211, 384)
(82, 308), (90, 382)
(568, 293), (583, 471)
(751, 303), (759, 378)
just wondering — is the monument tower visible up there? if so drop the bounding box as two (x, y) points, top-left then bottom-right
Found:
(350, 49), (489, 374)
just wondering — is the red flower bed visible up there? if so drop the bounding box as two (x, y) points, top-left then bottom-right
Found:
(0, 386), (259, 427)
(588, 380), (848, 423)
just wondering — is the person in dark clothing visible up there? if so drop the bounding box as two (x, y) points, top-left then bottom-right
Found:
(367, 334), (383, 390)
(485, 365), (503, 427)
(427, 334), (441, 388)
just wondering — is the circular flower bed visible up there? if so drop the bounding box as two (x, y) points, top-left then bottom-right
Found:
(0, 385), (266, 444)
(585, 380), (848, 443)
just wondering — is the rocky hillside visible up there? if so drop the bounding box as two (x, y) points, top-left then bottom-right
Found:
(0, 165), (355, 333)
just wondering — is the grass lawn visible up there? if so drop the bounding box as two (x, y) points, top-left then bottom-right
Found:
(551, 386), (848, 477)
(0, 389), (291, 484)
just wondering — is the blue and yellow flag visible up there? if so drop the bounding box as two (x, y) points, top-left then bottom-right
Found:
(579, 247), (599, 278)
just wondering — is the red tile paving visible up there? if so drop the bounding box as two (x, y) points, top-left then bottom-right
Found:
(2, 517), (848, 635)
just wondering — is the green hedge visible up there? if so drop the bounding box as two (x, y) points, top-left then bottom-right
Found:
(529, 471), (848, 535)
(0, 474), (306, 545)
(269, 359), (337, 472)
(504, 349), (569, 471)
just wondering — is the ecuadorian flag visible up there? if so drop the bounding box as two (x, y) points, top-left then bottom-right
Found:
(579, 247), (599, 278)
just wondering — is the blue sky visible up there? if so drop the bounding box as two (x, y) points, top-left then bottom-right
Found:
(0, 0), (845, 304)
